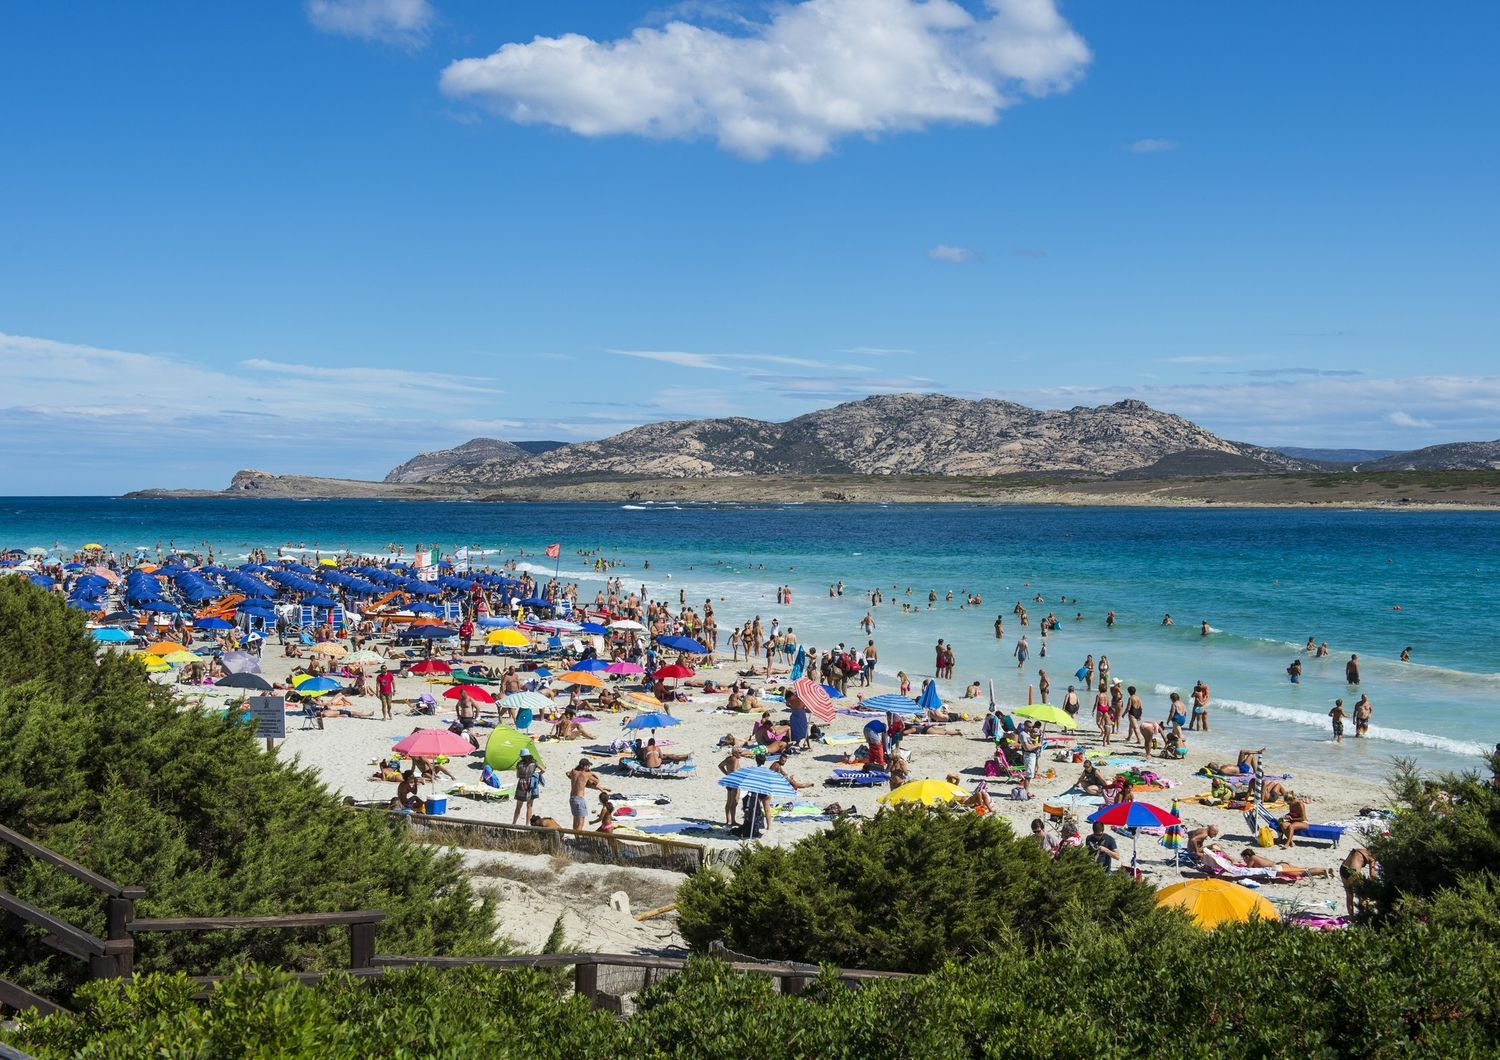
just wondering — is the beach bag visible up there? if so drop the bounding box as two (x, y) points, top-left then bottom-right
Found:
(1009, 786), (1030, 801)
(984, 759), (1001, 778)
(1257, 826), (1276, 848)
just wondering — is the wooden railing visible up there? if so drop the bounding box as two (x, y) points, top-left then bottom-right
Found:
(1, 824), (906, 1022)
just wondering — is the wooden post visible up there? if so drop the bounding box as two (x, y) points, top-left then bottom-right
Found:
(105, 896), (136, 977)
(265, 737), (276, 754)
(348, 922), (376, 969)
(574, 961), (599, 1002)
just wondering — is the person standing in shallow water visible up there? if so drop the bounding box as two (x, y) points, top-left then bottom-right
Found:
(1329, 699), (1347, 743)
(1353, 694), (1372, 737)
(1346, 654), (1361, 685)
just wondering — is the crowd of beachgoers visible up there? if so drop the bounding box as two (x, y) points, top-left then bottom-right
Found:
(4, 538), (1423, 925)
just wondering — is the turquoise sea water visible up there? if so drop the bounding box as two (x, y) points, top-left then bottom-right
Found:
(4, 497), (1497, 775)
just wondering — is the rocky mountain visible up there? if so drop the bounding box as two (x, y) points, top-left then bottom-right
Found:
(513, 440), (568, 456)
(384, 437), (529, 484)
(1361, 440), (1500, 471)
(419, 394), (1308, 484)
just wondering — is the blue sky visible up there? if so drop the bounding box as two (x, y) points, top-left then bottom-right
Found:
(2, 0), (1496, 493)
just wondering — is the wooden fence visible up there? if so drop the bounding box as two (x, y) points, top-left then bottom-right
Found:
(1, 823), (903, 1021)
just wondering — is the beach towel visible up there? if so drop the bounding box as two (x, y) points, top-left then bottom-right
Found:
(825, 769), (888, 787)
(820, 732), (864, 746)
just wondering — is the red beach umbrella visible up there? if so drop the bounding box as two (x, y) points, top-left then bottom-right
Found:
(409, 660), (451, 675)
(443, 684), (495, 704)
(651, 664), (694, 680)
(791, 677), (837, 725)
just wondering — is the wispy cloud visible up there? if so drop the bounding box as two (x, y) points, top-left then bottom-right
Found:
(841, 346), (913, 356)
(440, 0), (1091, 160)
(611, 350), (731, 371)
(305, 0), (433, 45)
(1387, 410), (1435, 429)
(1229, 367), (1364, 379)
(1129, 137), (1178, 154)
(241, 358), (503, 394)
(928, 244), (984, 264)
(610, 349), (859, 371)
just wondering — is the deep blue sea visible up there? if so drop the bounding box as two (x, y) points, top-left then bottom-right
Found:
(5, 498), (1497, 775)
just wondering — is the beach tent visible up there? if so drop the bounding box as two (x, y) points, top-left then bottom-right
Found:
(484, 727), (544, 771)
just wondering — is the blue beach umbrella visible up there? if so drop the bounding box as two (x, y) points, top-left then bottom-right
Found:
(477, 616), (515, 628)
(91, 628), (131, 642)
(406, 625), (458, 639)
(136, 601), (179, 613)
(568, 658), (611, 671)
(294, 676), (344, 695)
(656, 635), (707, 653)
(916, 681), (943, 711)
(717, 766), (796, 797)
(577, 621), (609, 634)
(864, 693), (922, 716)
(194, 616), (235, 631)
(821, 683), (845, 699)
(624, 712), (682, 731)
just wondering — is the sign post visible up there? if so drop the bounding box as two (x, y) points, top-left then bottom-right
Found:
(247, 694), (286, 752)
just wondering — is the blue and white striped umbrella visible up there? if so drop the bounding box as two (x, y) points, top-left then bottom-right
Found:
(864, 693), (922, 716)
(717, 766), (796, 798)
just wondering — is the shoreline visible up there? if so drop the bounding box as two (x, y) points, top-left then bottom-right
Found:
(119, 468), (1500, 512)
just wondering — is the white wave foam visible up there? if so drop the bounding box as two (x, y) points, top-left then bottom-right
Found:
(1215, 697), (1489, 758)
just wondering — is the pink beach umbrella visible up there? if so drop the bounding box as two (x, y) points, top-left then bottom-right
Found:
(605, 661), (645, 675)
(392, 728), (477, 759)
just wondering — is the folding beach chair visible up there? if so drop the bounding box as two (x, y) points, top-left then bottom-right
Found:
(1250, 804), (1345, 848)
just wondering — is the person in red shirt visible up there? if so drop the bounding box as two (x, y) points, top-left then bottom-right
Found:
(375, 667), (396, 720)
(459, 619), (474, 655)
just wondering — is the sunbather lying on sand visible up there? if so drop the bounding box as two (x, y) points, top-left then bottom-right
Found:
(639, 738), (692, 768)
(1238, 849), (1332, 878)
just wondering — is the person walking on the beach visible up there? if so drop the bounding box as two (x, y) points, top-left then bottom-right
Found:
(375, 667), (395, 721)
(1093, 687), (1112, 745)
(1125, 685), (1144, 744)
(1329, 699), (1347, 743)
(1353, 694), (1372, 737)
(1014, 635), (1030, 668)
(1346, 654), (1361, 685)
(512, 748), (543, 825)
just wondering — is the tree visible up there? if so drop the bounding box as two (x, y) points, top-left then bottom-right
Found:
(676, 806), (1181, 972)
(0, 580), (498, 1002)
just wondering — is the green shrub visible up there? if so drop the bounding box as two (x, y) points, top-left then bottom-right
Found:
(0, 580), (497, 1003)
(676, 806), (1184, 972)
(6, 964), (620, 1059)
(8, 925), (1498, 1060)
(1363, 756), (1500, 927)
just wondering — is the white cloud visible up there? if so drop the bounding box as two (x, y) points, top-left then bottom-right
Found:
(611, 350), (731, 371)
(440, 0), (1091, 160)
(928, 243), (984, 263)
(841, 346), (913, 356)
(1387, 410), (1435, 429)
(306, 0), (433, 45)
(610, 349), (857, 371)
(1129, 137), (1177, 154)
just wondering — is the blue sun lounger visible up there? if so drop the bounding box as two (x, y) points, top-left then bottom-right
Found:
(1249, 804), (1345, 848)
(618, 758), (696, 779)
(825, 768), (889, 787)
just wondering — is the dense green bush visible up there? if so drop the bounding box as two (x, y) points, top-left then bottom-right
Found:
(0, 580), (497, 1002)
(676, 806), (1184, 972)
(8, 917), (1498, 1059)
(1362, 755), (1500, 930)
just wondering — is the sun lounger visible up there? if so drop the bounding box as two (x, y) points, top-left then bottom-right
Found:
(446, 783), (513, 801)
(617, 758), (696, 778)
(1198, 849), (1292, 882)
(825, 768), (889, 787)
(1249, 805), (1345, 848)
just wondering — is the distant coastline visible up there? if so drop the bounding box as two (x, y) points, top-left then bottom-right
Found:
(122, 469), (1500, 510)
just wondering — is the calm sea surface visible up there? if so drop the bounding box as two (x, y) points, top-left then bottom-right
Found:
(4, 497), (1497, 774)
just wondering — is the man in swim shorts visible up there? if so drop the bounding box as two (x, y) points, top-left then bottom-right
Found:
(567, 758), (603, 831)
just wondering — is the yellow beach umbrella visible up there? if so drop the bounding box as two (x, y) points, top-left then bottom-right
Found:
(1012, 704), (1077, 728)
(132, 653), (170, 673)
(161, 651), (200, 666)
(557, 670), (603, 688)
(878, 779), (971, 807)
(485, 628), (529, 648)
(1155, 878), (1280, 930)
(82, 543), (104, 551)
(144, 641), (188, 656)
(310, 642), (347, 658)
(621, 691), (663, 712)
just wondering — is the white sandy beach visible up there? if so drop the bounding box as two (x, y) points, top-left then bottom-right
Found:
(171, 639), (1393, 929)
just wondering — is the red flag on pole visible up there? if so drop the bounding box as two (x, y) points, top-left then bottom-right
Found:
(544, 543), (560, 559)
